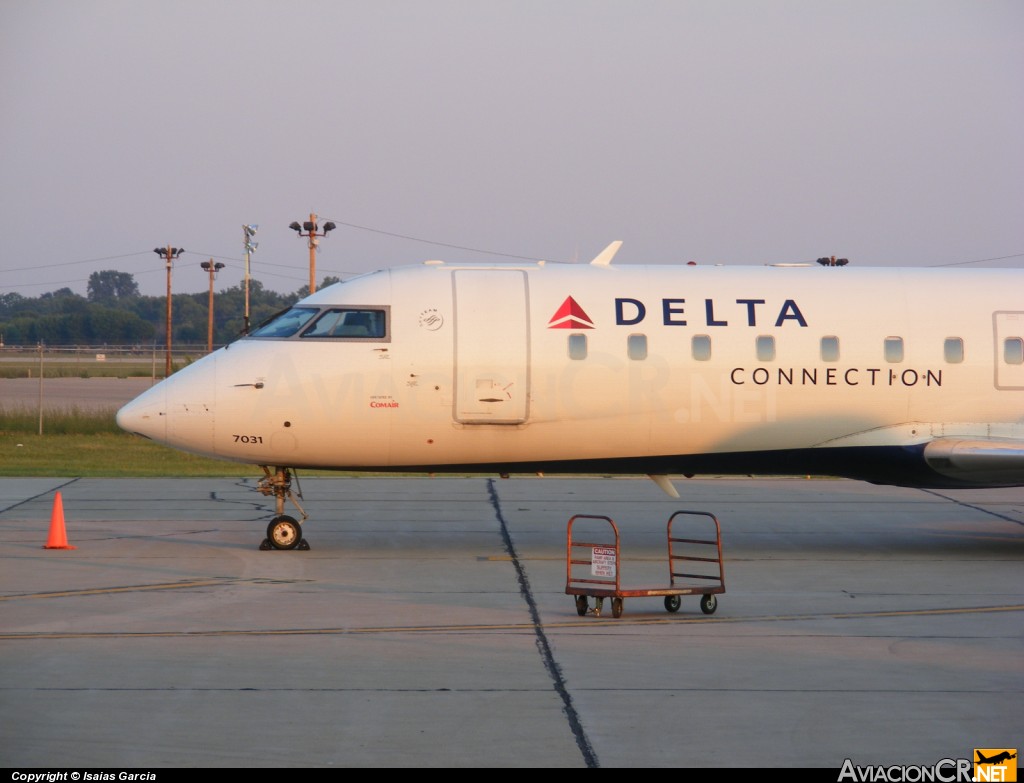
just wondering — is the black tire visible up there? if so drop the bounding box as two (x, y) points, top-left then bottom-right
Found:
(664, 595), (681, 613)
(611, 597), (624, 618)
(575, 596), (588, 616)
(267, 515), (302, 550)
(700, 593), (718, 615)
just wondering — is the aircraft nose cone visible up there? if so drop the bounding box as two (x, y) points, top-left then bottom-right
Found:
(116, 385), (167, 441)
(116, 356), (219, 457)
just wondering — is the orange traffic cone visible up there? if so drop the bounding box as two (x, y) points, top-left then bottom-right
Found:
(43, 491), (76, 550)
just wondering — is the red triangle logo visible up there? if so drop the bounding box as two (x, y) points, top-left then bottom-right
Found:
(548, 296), (594, 329)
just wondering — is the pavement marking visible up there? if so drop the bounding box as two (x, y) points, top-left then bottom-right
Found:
(0, 577), (256, 601)
(3, 602), (1020, 640)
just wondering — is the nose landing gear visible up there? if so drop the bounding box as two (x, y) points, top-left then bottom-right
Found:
(257, 466), (310, 550)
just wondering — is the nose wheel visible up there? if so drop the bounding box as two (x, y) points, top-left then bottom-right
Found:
(257, 466), (310, 550)
(260, 515), (309, 550)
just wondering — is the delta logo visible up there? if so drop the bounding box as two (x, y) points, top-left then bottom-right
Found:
(547, 294), (809, 329)
(975, 749), (1017, 782)
(548, 296), (594, 329)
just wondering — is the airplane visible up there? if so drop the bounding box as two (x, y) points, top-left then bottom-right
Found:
(116, 242), (1024, 550)
(976, 751), (1017, 765)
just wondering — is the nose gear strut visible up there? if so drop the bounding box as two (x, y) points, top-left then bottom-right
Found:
(256, 466), (311, 550)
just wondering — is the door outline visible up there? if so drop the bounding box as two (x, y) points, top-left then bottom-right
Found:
(452, 270), (531, 423)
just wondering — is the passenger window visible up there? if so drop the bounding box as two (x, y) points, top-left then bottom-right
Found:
(627, 334), (647, 360)
(567, 333), (587, 360)
(301, 308), (388, 340)
(1005, 337), (1024, 365)
(692, 334), (711, 361)
(944, 337), (964, 364)
(755, 335), (775, 362)
(884, 337), (904, 363)
(820, 336), (839, 362)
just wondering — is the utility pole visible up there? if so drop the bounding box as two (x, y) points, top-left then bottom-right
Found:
(243, 225), (258, 334)
(200, 259), (225, 353)
(153, 245), (184, 377)
(37, 341), (44, 435)
(289, 213), (335, 294)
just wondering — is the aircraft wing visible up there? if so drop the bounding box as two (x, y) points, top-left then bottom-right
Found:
(923, 438), (1024, 486)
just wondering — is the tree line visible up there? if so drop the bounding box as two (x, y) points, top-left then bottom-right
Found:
(0, 270), (340, 347)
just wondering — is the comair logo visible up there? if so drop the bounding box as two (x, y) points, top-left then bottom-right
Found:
(548, 296), (595, 329)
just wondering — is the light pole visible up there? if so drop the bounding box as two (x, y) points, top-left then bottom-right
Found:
(243, 224), (258, 334)
(200, 259), (225, 353)
(289, 213), (335, 294)
(153, 245), (184, 377)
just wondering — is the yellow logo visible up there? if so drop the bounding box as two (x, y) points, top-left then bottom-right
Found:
(974, 749), (1017, 782)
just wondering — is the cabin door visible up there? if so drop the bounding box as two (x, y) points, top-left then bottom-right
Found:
(453, 270), (530, 423)
(994, 311), (1024, 390)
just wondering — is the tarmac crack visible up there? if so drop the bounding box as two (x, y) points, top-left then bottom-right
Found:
(487, 477), (599, 769)
(0, 477), (79, 515)
(4, 686), (564, 693)
(917, 487), (1024, 527)
(207, 478), (278, 520)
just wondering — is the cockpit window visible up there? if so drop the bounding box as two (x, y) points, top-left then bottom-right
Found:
(301, 308), (388, 339)
(248, 306), (390, 341)
(249, 307), (319, 338)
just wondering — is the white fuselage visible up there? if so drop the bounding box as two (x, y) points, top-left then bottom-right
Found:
(116, 262), (1024, 487)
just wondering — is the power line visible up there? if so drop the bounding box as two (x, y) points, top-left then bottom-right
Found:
(1, 264), (351, 294)
(323, 217), (549, 261)
(929, 252), (1024, 267)
(4, 251), (154, 273)
(4, 240), (1021, 296)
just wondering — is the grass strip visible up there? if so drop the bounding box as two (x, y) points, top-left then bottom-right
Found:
(0, 433), (260, 477)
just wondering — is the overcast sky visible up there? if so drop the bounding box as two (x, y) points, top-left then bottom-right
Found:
(1, 0), (1022, 298)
